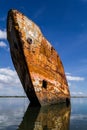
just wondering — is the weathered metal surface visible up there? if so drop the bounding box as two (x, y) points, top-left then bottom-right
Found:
(7, 9), (70, 106)
(18, 104), (71, 130)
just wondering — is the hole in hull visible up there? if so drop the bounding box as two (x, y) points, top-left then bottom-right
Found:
(27, 38), (32, 44)
(42, 80), (47, 89)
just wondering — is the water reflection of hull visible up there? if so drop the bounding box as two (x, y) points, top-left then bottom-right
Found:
(17, 103), (71, 130)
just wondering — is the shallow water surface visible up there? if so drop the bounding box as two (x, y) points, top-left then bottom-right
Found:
(0, 98), (87, 130)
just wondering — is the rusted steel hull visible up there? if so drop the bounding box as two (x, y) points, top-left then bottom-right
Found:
(7, 9), (70, 106)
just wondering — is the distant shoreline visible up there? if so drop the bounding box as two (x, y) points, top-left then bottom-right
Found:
(0, 96), (27, 98)
(71, 96), (87, 98)
(0, 96), (87, 98)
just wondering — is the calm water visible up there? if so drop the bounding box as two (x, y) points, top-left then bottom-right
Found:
(0, 98), (87, 130)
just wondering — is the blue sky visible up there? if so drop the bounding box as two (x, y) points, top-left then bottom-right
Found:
(0, 0), (87, 96)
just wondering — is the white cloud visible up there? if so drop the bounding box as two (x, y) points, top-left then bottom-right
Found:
(0, 67), (24, 96)
(0, 41), (7, 48)
(0, 67), (21, 87)
(78, 92), (84, 95)
(66, 73), (85, 81)
(0, 29), (7, 39)
(67, 75), (84, 81)
(71, 91), (84, 96)
(66, 72), (71, 75)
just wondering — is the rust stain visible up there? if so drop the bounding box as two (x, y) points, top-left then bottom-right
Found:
(7, 9), (70, 106)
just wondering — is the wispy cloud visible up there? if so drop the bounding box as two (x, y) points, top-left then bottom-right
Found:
(67, 75), (84, 81)
(66, 73), (85, 81)
(71, 91), (84, 96)
(0, 29), (7, 39)
(33, 6), (46, 19)
(0, 41), (7, 48)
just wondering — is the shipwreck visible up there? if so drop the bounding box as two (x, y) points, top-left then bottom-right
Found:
(7, 9), (70, 106)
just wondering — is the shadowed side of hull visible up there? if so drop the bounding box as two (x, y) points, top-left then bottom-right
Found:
(7, 9), (70, 106)
(7, 10), (41, 106)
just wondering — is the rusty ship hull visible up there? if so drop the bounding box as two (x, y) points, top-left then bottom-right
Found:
(7, 9), (70, 106)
